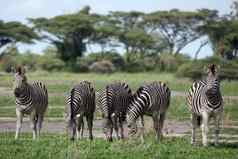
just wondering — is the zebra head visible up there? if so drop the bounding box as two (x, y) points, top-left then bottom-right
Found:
(127, 113), (138, 136)
(13, 66), (27, 98)
(205, 64), (220, 95)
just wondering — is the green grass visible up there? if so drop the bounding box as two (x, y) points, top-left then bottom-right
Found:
(1, 71), (238, 95)
(0, 133), (237, 159)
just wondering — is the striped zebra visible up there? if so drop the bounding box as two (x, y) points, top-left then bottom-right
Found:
(97, 82), (132, 141)
(127, 81), (170, 142)
(187, 64), (223, 146)
(65, 81), (95, 140)
(13, 66), (48, 140)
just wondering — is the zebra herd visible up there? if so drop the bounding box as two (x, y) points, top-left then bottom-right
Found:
(12, 64), (223, 146)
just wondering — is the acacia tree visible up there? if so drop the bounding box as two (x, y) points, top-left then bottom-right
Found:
(90, 15), (120, 55)
(144, 9), (208, 56)
(0, 20), (38, 50)
(29, 7), (98, 64)
(202, 19), (238, 60)
(108, 11), (165, 62)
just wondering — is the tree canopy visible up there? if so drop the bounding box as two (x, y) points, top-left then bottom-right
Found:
(0, 20), (38, 49)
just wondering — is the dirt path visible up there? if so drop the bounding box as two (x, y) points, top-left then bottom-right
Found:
(1, 119), (238, 143)
(0, 119), (190, 137)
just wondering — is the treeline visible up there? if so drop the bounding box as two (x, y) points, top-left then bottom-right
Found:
(1, 3), (238, 79)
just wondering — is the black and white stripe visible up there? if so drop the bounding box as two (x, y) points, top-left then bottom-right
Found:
(127, 81), (170, 142)
(97, 82), (132, 141)
(187, 64), (223, 146)
(14, 67), (48, 139)
(65, 81), (95, 140)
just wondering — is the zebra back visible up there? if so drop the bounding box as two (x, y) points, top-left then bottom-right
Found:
(98, 82), (132, 121)
(66, 81), (95, 119)
(127, 81), (170, 122)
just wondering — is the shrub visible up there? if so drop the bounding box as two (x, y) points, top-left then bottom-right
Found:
(0, 54), (17, 72)
(158, 53), (190, 72)
(77, 52), (125, 72)
(176, 56), (238, 80)
(89, 60), (115, 73)
(37, 57), (65, 71)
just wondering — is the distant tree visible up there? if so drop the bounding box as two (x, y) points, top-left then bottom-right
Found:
(202, 19), (238, 60)
(0, 20), (38, 50)
(29, 7), (99, 65)
(90, 15), (120, 55)
(109, 11), (165, 62)
(144, 9), (208, 56)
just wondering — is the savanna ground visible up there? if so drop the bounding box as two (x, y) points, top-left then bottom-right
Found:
(0, 71), (238, 159)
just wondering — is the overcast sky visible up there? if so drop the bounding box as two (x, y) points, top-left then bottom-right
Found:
(0, 0), (235, 58)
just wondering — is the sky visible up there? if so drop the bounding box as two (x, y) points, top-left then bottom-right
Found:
(0, 0), (235, 58)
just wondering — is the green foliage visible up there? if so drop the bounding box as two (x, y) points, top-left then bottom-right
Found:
(37, 48), (65, 71)
(0, 47), (39, 72)
(37, 57), (65, 71)
(0, 20), (38, 48)
(29, 7), (98, 63)
(159, 53), (190, 72)
(144, 9), (207, 55)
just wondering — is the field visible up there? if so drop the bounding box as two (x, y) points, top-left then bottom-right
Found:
(0, 133), (238, 159)
(0, 71), (238, 159)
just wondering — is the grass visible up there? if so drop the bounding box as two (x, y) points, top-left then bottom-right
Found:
(0, 71), (238, 95)
(0, 133), (237, 159)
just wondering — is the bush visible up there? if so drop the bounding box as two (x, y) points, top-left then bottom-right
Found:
(0, 51), (40, 72)
(37, 56), (65, 71)
(0, 54), (17, 72)
(158, 53), (190, 72)
(77, 52), (125, 72)
(176, 56), (238, 80)
(89, 60), (115, 73)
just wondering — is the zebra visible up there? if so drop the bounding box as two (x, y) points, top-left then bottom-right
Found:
(187, 64), (223, 146)
(65, 81), (95, 141)
(13, 66), (48, 140)
(127, 81), (170, 142)
(97, 82), (132, 141)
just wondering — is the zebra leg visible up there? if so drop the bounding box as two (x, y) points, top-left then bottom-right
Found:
(81, 119), (84, 139)
(36, 115), (44, 139)
(152, 113), (160, 142)
(158, 113), (166, 141)
(214, 113), (222, 146)
(108, 121), (113, 142)
(15, 109), (23, 139)
(76, 115), (84, 140)
(191, 113), (197, 145)
(30, 110), (37, 140)
(86, 114), (94, 141)
(119, 118), (124, 140)
(112, 116), (120, 140)
(139, 115), (145, 142)
(201, 111), (209, 146)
